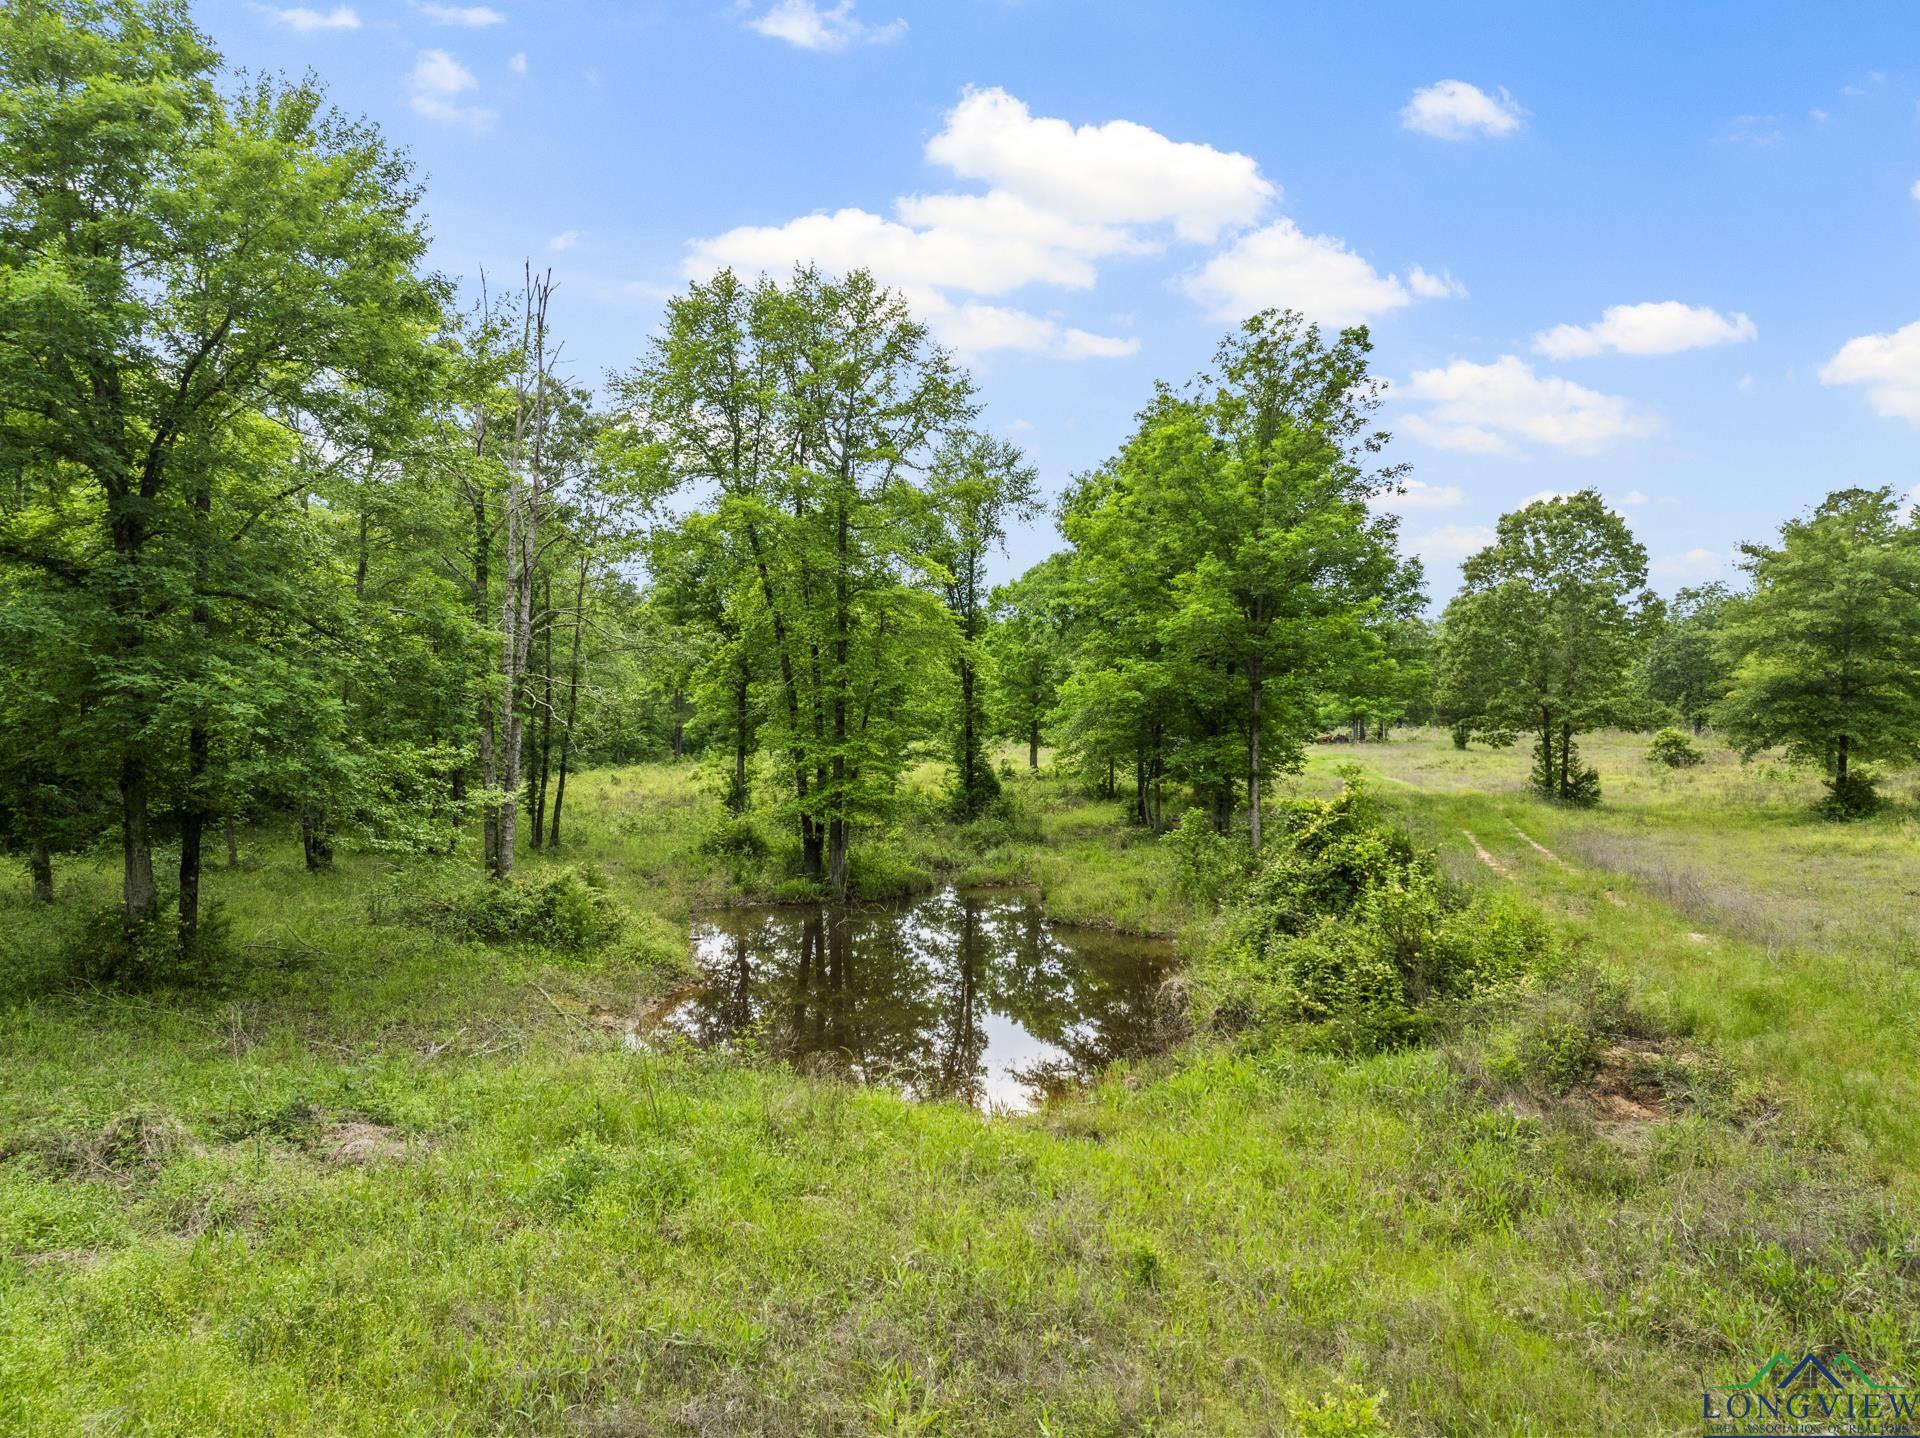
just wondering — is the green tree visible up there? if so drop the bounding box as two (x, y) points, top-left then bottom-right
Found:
(0, 0), (443, 947)
(1645, 581), (1734, 733)
(1715, 487), (1920, 814)
(986, 552), (1070, 770)
(1437, 491), (1652, 804)
(924, 429), (1039, 818)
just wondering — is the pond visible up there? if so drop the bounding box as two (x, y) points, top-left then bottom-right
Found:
(650, 888), (1180, 1112)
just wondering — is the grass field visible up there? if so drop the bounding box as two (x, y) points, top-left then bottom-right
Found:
(2, 735), (1916, 1436)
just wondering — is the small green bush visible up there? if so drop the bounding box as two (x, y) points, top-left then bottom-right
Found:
(699, 815), (770, 861)
(1646, 727), (1704, 769)
(1202, 778), (1560, 1054)
(1819, 769), (1881, 820)
(1483, 970), (1637, 1097)
(382, 866), (623, 952)
(69, 897), (235, 988)
(1286, 1379), (1394, 1437)
(1163, 808), (1252, 906)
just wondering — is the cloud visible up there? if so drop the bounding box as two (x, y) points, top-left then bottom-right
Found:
(420, 3), (505, 24)
(508, 51), (527, 74)
(748, 1), (905, 51)
(410, 49), (495, 131)
(1176, 219), (1427, 326)
(1402, 356), (1658, 454)
(1811, 107), (1830, 123)
(1910, 179), (1920, 201)
(1533, 301), (1757, 359)
(1370, 479), (1464, 513)
(548, 230), (580, 252)
(1406, 523), (1496, 563)
(270, 6), (359, 30)
(1820, 319), (1920, 423)
(1651, 548), (1729, 580)
(926, 87), (1274, 243)
(689, 205), (1124, 296)
(1736, 373), (1754, 392)
(924, 300), (1136, 361)
(1408, 265), (1467, 300)
(1400, 80), (1524, 140)
(1619, 488), (1649, 506)
(1720, 114), (1783, 148)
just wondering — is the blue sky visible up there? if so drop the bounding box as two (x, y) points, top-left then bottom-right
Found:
(199, 0), (1920, 599)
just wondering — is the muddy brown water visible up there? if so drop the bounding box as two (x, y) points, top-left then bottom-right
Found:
(650, 887), (1180, 1112)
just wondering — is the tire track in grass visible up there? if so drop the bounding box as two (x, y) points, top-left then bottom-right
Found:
(1508, 823), (1570, 870)
(1459, 829), (1512, 878)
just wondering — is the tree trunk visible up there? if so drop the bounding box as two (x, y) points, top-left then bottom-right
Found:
(225, 813), (239, 868)
(301, 804), (334, 871)
(1028, 722), (1039, 770)
(549, 552), (590, 849)
(178, 723), (208, 954)
(1248, 655), (1264, 853)
(1836, 733), (1850, 785)
(729, 670), (751, 813)
(120, 756), (157, 927)
(29, 840), (52, 904)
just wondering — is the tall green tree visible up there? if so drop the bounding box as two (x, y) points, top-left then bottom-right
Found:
(1715, 487), (1920, 813)
(1645, 581), (1735, 733)
(1437, 491), (1652, 804)
(924, 429), (1039, 818)
(0, 0), (443, 946)
(986, 552), (1070, 770)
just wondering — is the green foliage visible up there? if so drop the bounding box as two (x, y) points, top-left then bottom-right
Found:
(1482, 971), (1639, 1098)
(1203, 778), (1557, 1053)
(1818, 768), (1881, 819)
(1286, 1380), (1394, 1438)
(1716, 487), (1920, 811)
(1646, 727), (1704, 769)
(1163, 808), (1254, 905)
(1645, 582), (1735, 731)
(69, 894), (235, 987)
(380, 866), (623, 952)
(1437, 491), (1652, 804)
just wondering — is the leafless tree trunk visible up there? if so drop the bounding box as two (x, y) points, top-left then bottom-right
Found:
(492, 266), (557, 880)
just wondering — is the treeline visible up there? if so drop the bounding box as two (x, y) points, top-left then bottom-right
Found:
(0, 1), (685, 958)
(6, 3), (1913, 974)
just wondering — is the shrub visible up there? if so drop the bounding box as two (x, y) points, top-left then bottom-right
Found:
(1449, 720), (1472, 750)
(69, 896), (235, 988)
(1483, 970), (1637, 1098)
(1819, 769), (1881, 820)
(1646, 727), (1704, 769)
(1201, 778), (1560, 1053)
(1286, 1381), (1393, 1438)
(1163, 808), (1252, 906)
(382, 866), (623, 952)
(699, 815), (770, 861)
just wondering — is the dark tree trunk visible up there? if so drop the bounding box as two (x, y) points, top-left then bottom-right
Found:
(728, 670), (751, 813)
(225, 813), (239, 868)
(120, 756), (157, 925)
(178, 723), (208, 954)
(29, 840), (52, 904)
(1248, 655), (1264, 853)
(301, 804), (334, 871)
(1028, 722), (1039, 770)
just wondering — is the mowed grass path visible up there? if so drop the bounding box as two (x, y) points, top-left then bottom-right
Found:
(1308, 729), (1920, 1177)
(1, 750), (1916, 1435)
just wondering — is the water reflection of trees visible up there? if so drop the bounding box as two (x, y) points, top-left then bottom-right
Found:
(662, 890), (1175, 1110)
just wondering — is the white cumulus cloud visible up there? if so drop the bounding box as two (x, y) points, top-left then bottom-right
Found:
(1370, 479), (1464, 513)
(926, 87), (1274, 243)
(1400, 80), (1524, 140)
(748, 1), (905, 51)
(548, 230), (580, 252)
(410, 49), (495, 131)
(1406, 523), (1496, 564)
(1176, 219), (1428, 327)
(1402, 356), (1658, 454)
(1820, 319), (1920, 423)
(271, 6), (359, 31)
(1533, 301), (1757, 359)
(421, 3), (505, 24)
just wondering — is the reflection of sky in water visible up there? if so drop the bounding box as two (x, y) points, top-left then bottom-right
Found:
(652, 887), (1178, 1112)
